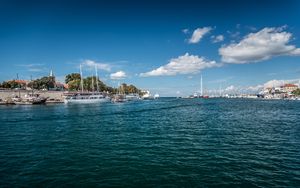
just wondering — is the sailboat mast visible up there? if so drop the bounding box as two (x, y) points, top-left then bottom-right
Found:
(91, 73), (94, 93)
(200, 75), (203, 96)
(17, 73), (20, 98)
(95, 65), (99, 93)
(80, 64), (84, 93)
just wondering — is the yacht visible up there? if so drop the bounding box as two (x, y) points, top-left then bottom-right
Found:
(126, 93), (141, 101)
(141, 90), (154, 100)
(64, 64), (110, 104)
(64, 92), (109, 104)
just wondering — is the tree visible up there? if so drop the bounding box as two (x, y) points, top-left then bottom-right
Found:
(292, 88), (300, 96)
(65, 73), (81, 84)
(0, 80), (22, 89)
(27, 76), (56, 90)
(117, 83), (141, 94)
(67, 79), (81, 91)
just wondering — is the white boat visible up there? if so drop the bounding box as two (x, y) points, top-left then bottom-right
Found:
(13, 93), (47, 105)
(141, 90), (154, 100)
(154, 93), (160, 99)
(64, 93), (110, 104)
(126, 93), (141, 101)
(111, 94), (128, 103)
(111, 83), (129, 103)
(64, 64), (110, 104)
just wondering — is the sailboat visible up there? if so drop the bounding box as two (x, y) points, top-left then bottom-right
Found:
(64, 65), (110, 104)
(192, 74), (209, 98)
(12, 74), (47, 105)
(111, 83), (128, 103)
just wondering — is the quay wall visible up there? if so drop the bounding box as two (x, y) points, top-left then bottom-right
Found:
(0, 90), (65, 101)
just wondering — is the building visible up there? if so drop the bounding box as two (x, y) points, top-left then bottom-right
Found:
(281, 84), (298, 93)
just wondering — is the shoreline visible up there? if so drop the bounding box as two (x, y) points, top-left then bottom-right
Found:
(0, 90), (65, 104)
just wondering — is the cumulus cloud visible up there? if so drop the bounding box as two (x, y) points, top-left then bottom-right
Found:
(110, 71), (127, 80)
(263, 79), (300, 88)
(219, 27), (300, 64)
(211, 35), (224, 43)
(140, 53), (220, 77)
(188, 27), (212, 44)
(82, 60), (111, 71)
(243, 79), (300, 94)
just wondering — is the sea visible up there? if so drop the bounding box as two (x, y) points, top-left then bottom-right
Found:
(0, 98), (299, 187)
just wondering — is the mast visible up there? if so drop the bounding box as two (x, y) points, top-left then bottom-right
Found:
(16, 73), (20, 98)
(91, 73), (94, 93)
(31, 75), (33, 95)
(200, 74), (203, 96)
(95, 65), (99, 93)
(80, 64), (84, 93)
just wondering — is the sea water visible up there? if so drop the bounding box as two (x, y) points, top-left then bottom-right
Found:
(0, 98), (299, 187)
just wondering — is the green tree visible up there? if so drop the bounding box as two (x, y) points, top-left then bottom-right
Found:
(28, 76), (56, 90)
(292, 88), (300, 96)
(65, 73), (81, 84)
(1, 80), (22, 89)
(68, 79), (81, 91)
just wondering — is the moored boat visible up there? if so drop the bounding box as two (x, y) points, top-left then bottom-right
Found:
(13, 93), (47, 105)
(64, 92), (110, 104)
(64, 64), (110, 104)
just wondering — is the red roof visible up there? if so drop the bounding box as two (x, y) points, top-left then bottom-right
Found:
(283, 84), (298, 87)
(12, 80), (27, 84)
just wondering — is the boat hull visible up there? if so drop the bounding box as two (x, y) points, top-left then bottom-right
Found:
(64, 98), (110, 104)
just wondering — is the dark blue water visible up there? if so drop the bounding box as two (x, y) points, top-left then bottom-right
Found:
(0, 98), (300, 187)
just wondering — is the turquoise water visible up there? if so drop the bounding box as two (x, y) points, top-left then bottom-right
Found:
(0, 98), (300, 187)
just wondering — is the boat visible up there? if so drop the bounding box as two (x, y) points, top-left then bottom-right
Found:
(190, 74), (209, 98)
(64, 64), (110, 104)
(125, 93), (141, 101)
(154, 93), (160, 99)
(111, 94), (128, 103)
(141, 90), (154, 100)
(13, 93), (47, 105)
(64, 92), (110, 104)
(111, 83), (128, 103)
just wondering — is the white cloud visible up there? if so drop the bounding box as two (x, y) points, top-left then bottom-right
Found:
(219, 27), (300, 64)
(243, 79), (300, 94)
(140, 53), (220, 77)
(246, 85), (264, 91)
(211, 35), (224, 43)
(110, 71), (127, 80)
(82, 59), (111, 71)
(188, 27), (212, 44)
(225, 85), (235, 91)
(182, 28), (189, 34)
(263, 79), (300, 88)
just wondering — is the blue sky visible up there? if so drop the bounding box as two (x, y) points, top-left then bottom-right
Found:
(0, 0), (300, 96)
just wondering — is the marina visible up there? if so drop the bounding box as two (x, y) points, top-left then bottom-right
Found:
(1, 0), (300, 187)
